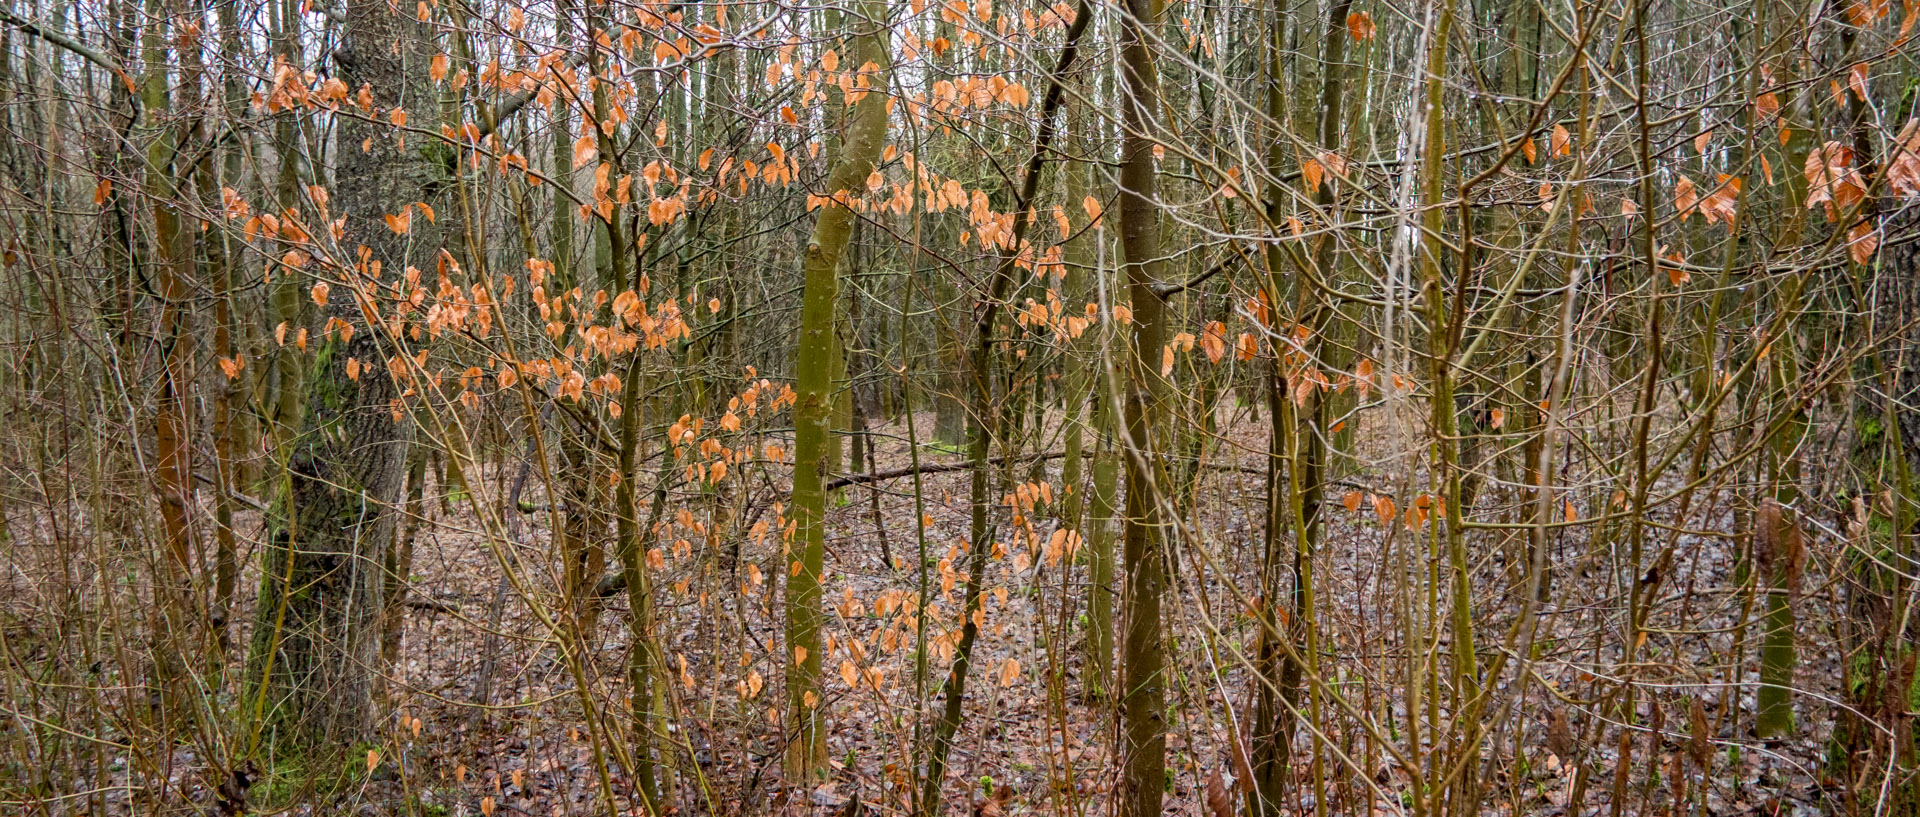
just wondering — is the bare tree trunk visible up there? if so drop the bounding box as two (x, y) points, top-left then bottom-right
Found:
(140, 0), (201, 709)
(1115, 0), (1170, 814)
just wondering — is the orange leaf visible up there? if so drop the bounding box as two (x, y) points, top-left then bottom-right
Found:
(1666, 261), (1689, 287)
(1235, 332), (1258, 361)
(1201, 320), (1227, 364)
(1345, 11), (1376, 40)
(1372, 494), (1396, 527)
(1551, 123), (1571, 157)
(1849, 220), (1880, 264)
(1847, 0), (1890, 24)
(572, 132), (598, 169)
(1673, 175), (1698, 221)
(311, 282), (330, 306)
(1805, 141), (1865, 219)
(1317, 150), (1349, 178)
(1301, 159), (1324, 194)
(1700, 175), (1740, 226)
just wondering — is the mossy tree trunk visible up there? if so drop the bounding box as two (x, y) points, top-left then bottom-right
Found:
(785, 0), (891, 780)
(1755, 499), (1802, 738)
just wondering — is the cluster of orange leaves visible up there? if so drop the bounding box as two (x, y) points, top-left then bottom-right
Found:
(1343, 490), (1448, 532)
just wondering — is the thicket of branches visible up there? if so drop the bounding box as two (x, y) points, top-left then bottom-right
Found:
(3, 0), (1920, 813)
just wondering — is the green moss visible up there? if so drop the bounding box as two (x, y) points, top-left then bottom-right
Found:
(923, 441), (967, 457)
(247, 741), (364, 810)
(1859, 415), (1885, 447)
(1907, 653), (1920, 713)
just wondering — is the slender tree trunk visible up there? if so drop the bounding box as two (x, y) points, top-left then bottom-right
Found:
(208, 0), (248, 654)
(1755, 499), (1801, 737)
(1115, 0), (1170, 814)
(266, 0), (306, 452)
(917, 6), (1092, 810)
(141, 0), (201, 703)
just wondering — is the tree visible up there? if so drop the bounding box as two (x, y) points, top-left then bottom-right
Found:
(1114, 0), (1170, 815)
(786, 0), (892, 779)
(244, 0), (420, 742)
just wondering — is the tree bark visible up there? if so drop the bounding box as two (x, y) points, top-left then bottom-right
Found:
(245, 0), (418, 743)
(785, 0), (891, 780)
(1115, 0), (1170, 815)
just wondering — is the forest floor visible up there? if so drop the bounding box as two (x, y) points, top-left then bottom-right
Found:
(3, 402), (1845, 816)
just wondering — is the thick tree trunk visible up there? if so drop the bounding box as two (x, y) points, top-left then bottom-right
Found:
(245, 0), (417, 743)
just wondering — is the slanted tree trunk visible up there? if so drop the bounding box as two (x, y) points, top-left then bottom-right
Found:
(918, 4), (1093, 810)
